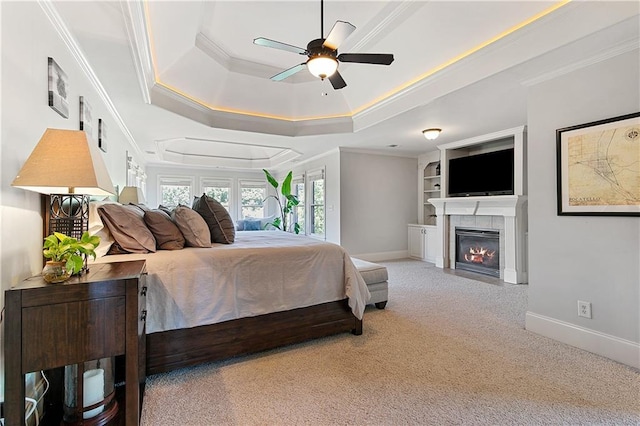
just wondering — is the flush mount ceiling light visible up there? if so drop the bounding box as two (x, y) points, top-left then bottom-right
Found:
(307, 55), (338, 79)
(422, 128), (442, 140)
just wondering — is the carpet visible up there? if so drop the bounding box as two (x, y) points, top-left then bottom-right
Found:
(140, 259), (640, 425)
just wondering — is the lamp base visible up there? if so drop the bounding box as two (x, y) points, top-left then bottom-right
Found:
(48, 194), (89, 241)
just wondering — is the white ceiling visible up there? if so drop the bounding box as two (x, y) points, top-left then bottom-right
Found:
(53, 1), (639, 170)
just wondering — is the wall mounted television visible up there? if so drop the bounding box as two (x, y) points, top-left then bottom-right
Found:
(448, 148), (514, 197)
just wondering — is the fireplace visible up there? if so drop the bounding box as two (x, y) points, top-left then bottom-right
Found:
(455, 228), (500, 277)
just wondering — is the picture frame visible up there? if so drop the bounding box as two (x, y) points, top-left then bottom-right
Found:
(98, 118), (107, 152)
(556, 112), (640, 216)
(48, 57), (69, 118)
(79, 96), (93, 139)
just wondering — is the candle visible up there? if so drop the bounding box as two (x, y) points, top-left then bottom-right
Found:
(83, 369), (105, 419)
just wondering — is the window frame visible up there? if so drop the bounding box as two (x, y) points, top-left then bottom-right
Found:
(306, 168), (325, 239)
(200, 177), (234, 218)
(157, 175), (194, 208)
(291, 174), (305, 234)
(238, 179), (267, 219)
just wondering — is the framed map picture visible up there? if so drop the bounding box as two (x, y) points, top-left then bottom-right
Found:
(556, 112), (640, 216)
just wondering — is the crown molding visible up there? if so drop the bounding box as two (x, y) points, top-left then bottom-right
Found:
(38, 0), (144, 160)
(346, 1), (423, 53)
(522, 38), (639, 87)
(195, 32), (315, 83)
(149, 83), (353, 137)
(155, 137), (301, 169)
(122, 0), (154, 104)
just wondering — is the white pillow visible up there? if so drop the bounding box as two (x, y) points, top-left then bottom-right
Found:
(88, 200), (117, 257)
(260, 214), (279, 230)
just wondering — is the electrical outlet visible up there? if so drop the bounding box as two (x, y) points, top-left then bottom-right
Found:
(578, 300), (592, 319)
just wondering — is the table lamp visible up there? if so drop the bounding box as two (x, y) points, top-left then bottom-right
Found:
(12, 128), (115, 240)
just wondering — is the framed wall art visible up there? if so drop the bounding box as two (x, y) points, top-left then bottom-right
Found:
(79, 96), (93, 139)
(47, 57), (69, 118)
(556, 112), (640, 216)
(98, 118), (107, 152)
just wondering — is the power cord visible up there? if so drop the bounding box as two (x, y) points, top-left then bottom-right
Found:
(24, 370), (49, 426)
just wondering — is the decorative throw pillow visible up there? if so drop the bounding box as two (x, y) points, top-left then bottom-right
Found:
(235, 219), (246, 231)
(244, 218), (262, 231)
(158, 204), (174, 216)
(97, 203), (156, 253)
(144, 209), (185, 250)
(172, 205), (212, 248)
(192, 194), (235, 244)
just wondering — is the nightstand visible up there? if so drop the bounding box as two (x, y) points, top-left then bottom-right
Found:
(4, 260), (147, 426)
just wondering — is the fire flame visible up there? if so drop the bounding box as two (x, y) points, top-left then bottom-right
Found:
(464, 247), (496, 264)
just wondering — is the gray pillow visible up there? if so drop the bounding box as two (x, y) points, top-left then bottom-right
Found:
(97, 204), (156, 253)
(172, 205), (212, 248)
(144, 210), (185, 250)
(192, 194), (235, 244)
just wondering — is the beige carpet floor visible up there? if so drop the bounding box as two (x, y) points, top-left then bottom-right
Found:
(140, 259), (640, 425)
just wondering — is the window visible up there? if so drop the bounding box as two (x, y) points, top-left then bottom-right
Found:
(201, 178), (231, 209)
(307, 169), (325, 237)
(158, 176), (193, 207)
(239, 180), (266, 218)
(292, 175), (305, 234)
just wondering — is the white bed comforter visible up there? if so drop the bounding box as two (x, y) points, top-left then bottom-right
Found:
(93, 231), (370, 333)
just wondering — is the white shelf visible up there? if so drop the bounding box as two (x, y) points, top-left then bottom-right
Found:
(424, 190), (441, 194)
(424, 175), (440, 180)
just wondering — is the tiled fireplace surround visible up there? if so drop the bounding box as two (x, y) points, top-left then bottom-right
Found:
(450, 215), (505, 278)
(430, 195), (528, 284)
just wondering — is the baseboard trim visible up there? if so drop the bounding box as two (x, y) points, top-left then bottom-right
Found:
(352, 250), (408, 262)
(525, 312), (640, 369)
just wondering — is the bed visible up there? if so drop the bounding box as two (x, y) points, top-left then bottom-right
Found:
(93, 230), (370, 374)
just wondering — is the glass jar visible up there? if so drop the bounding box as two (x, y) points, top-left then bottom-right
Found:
(42, 261), (71, 283)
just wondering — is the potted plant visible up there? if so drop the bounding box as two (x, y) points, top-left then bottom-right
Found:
(42, 231), (100, 283)
(263, 169), (301, 234)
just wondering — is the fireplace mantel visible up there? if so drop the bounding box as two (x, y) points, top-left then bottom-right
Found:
(430, 195), (527, 217)
(429, 195), (528, 284)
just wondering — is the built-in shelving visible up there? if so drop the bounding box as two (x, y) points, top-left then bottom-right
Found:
(418, 152), (441, 226)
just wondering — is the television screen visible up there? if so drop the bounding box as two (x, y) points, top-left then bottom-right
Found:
(448, 148), (514, 197)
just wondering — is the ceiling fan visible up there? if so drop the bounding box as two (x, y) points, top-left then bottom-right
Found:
(253, 0), (394, 90)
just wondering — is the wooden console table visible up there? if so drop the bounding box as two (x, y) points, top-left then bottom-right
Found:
(4, 260), (147, 425)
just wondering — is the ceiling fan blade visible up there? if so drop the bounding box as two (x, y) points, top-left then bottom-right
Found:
(254, 37), (307, 55)
(337, 53), (394, 65)
(328, 70), (346, 90)
(271, 63), (306, 81)
(323, 20), (356, 50)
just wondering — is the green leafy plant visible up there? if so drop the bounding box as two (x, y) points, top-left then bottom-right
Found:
(263, 169), (301, 234)
(43, 231), (101, 274)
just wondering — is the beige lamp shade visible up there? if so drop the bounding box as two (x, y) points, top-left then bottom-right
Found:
(12, 128), (115, 196)
(119, 186), (146, 204)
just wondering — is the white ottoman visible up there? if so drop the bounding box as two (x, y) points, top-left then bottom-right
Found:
(351, 257), (388, 309)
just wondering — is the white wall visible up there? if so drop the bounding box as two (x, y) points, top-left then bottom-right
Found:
(340, 150), (417, 259)
(0, 2), (143, 398)
(525, 49), (640, 367)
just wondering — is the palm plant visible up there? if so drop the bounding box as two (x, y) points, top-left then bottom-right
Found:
(263, 169), (301, 234)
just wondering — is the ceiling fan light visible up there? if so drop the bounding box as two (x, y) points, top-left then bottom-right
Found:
(307, 56), (338, 79)
(422, 128), (442, 140)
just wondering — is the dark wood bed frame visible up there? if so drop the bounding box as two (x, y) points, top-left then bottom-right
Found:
(146, 299), (362, 375)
